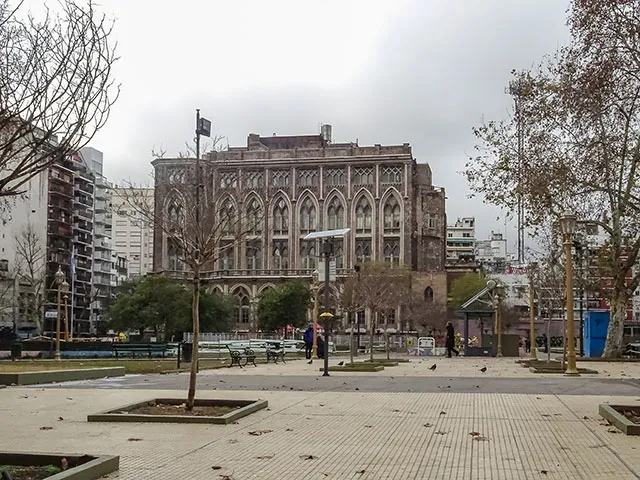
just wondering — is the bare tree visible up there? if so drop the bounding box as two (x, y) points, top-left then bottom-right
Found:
(352, 262), (411, 361)
(0, 0), (118, 205)
(122, 158), (262, 410)
(465, 1), (640, 357)
(1, 224), (47, 333)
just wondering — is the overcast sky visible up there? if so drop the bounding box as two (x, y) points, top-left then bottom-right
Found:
(85, 0), (570, 251)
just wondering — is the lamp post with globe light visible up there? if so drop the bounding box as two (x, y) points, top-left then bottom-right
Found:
(559, 212), (580, 376)
(54, 267), (69, 361)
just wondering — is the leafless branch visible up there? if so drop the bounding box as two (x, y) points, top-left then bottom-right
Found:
(0, 0), (119, 198)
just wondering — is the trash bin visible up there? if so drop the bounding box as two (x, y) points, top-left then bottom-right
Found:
(10, 342), (22, 360)
(181, 342), (193, 363)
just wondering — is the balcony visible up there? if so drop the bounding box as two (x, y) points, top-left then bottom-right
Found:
(73, 234), (92, 245)
(73, 221), (92, 233)
(49, 183), (73, 198)
(94, 200), (109, 212)
(74, 207), (93, 220)
(76, 258), (92, 271)
(49, 224), (72, 237)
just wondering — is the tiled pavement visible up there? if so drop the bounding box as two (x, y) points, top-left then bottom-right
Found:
(2, 384), (640, 479)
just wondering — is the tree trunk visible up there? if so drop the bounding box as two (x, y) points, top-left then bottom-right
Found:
(186, 266), (200, 411)
(602, 293), (627, 358)
(369, 311), (375, 362)
(348, 311), (354, 365)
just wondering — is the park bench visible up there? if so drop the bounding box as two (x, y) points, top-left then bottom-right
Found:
(226, 345), (257, 368)
(265, 344), (287, 364)
(626, 343), (640, 357)
(112, 343), (167, 359)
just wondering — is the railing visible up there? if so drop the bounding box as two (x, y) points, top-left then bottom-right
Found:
(157, 268), (354, 280)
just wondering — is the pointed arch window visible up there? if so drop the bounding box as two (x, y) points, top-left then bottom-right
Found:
(327, 197), (344, 230)
(167, 202), (181, 225)
(273, 241), (289, 270)
(246, 242), (262, 270)
(424, 287), (434, 302)
(234, 290), (251, 324)
(167, 241), (184, 271)
(246, 198), (262, 235)
(383, 196), (401, 233)
(384, 241), (400, 266)
(355, 239), (372, 264)
(220, 243), (234, 270)
(300, 241), (316, 269)
(220, 200), (236, 236)
(273, 199), (289, 235)
(355, 196), (372, 234)
(335, 241), (344, 269)
(299, 197), (316, 233)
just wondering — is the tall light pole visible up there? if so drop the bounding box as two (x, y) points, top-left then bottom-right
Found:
(54, 267), (68, 361)
(529, 262), (538, 360)
(495, 283), (505, 357)
(560, 212), (580, 375)
(486, 279), (505, 357)
(311, 269), (319, 358)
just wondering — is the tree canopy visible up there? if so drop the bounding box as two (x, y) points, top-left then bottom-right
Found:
(464, 0), (640, 356)
(449, 272), (488, 310)
(256, 282), (311, 332)
(107, 276), (234, 339)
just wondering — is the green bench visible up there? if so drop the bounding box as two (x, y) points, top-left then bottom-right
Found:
(112, 343), (168, 359)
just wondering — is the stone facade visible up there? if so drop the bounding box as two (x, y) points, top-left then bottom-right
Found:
(152, 130), (446, 332)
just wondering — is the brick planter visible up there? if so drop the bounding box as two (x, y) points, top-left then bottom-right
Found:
(87, 398), (268, 424)
(0, 452), (118, 480)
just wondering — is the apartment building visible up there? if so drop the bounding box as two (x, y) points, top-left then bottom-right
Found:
(111, 187), (154, 278)
(446, 217), (476, 266)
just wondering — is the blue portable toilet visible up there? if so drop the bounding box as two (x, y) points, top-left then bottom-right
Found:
(583, 311), (610, 358)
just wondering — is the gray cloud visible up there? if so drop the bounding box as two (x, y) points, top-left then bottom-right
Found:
(93, 0), (570, 250)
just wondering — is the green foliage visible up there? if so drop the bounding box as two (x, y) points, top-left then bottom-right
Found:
(107, 275), (234, 338)
(449, 272), (488, 309)
(256, 281), (311, 332)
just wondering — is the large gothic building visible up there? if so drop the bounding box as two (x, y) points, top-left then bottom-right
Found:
(152, 127), (447, 332)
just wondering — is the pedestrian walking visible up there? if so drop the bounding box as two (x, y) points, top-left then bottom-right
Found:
(303, 324), (314, 360)
(317, 336), (325, 359)
(445, 321), (459, 358)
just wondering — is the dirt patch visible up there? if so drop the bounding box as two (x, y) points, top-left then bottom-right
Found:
(0, 465), (61, 480)
(614, 407), (640, 424)
(125, 401), (239, 417)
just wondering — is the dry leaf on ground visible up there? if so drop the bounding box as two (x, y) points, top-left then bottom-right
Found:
(249, 429), (273, 436)
(299, 455), (317, 460)
(39, 426), (53, 430)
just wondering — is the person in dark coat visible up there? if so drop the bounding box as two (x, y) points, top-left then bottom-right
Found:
(445, 321), (459, 358)
(303, 325), (314, 359)
(317, 335), (325, 359)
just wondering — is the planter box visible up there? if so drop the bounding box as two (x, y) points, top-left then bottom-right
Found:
(361, 361), (399, 367)
(0, 452), (118, 480)
(363, 358), (409, 364)
(87, 398), (268, 424)
(0, 367), (125, 386)
(599, 404), (640, 435)
(529, 366), (598, 374)
(320, 364), (384, 372)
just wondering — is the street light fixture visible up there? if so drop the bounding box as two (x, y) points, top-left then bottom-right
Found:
(559, 211), (580, 376)
(486, 279), (506, 357)
(54, 267), (67, 361)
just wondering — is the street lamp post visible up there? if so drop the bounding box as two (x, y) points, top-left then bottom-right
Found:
(54, 267), (68, 361)
(311, 270), (319, 358)
(495, 284), (506, 357)
(486, 279), (505, 357)
(529, 262), (538, 360)
(560, 212), (580, 376)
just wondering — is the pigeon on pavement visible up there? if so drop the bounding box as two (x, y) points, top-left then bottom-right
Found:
(429, 364), (437, 371)
(337, 361), (344, 366)
(480, 366), (487, 373)
(307, 360), (313, 365)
